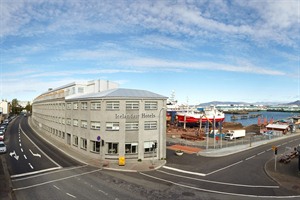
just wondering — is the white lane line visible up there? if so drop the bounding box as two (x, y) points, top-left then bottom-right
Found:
(20, 148), (23, 152)
(163, 166), (206, 176)
(156, 170), (279, 188)
(66, 193), (76, 198)
(13, 169), (102, 191)
(19, 139), (21, 142)
(98, 189), (108, 195)
(282, 142), (287, 145)
(257, 151), (265, 156)
(267, 148), (272, 151)
(19, 143), (22, 147)
(24, 155), (27, 159)
(206, 160), (243, 176)
(245, 155), (256, 161)
(11, 167), (62, 179)
(28, 163), (34, 169)
(277, 144), (281, 147)
(19, 125), (62, 168)
(139, 172), (298, 199)
(12, 165), (87, 181)
(53, 185), (60, 190)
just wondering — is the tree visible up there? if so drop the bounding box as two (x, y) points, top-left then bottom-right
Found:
(25, 101), (32, 113)
(11, 98), (22, 114)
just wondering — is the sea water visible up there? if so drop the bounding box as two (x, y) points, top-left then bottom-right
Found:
(224, 111), (298, 126)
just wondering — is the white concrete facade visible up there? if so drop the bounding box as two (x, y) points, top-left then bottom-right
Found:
(32, 80), (167, 163)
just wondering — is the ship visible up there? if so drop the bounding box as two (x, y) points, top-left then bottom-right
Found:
(176, 106), (225, 124)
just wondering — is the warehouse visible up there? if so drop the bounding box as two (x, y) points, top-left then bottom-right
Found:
(32, 80), (167, 163)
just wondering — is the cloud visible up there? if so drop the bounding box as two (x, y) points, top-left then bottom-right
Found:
(1, 0), (298, 48)
(120, 57), (286, 76)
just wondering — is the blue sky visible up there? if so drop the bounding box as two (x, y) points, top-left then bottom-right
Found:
(0, 0), (299, 104)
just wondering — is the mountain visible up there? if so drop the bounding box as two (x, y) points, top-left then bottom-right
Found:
(284, 100), (300, 106)
(198, 101), (247, 106)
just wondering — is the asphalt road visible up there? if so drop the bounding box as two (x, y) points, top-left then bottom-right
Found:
(3, 116), (300, 199)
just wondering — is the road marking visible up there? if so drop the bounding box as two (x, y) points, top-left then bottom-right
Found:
(29, 149), (41, 158)
(66, 193), (76, 198)
(267, 148), (272, 151)
(156, 170), (279, 188)
(257, 151), (265, 155)
(245, 155), (256, 160)
(13, 169), (102, 190)
(21, 148), (23, 152)
(12, 165), (88, 181)
(206, 160), (243, 176)
(10, 151), (19, 160)
(20, 125), (61, 168)
(282, 142), (287, 145)
(11, 166), (62, 179)
(139, 173), (298, 199)
(98, 189), (108, 195)
(24, 155), (27, 160)
(28, 163), (34, 169)
(53, 185), (60, 190)
(163, 166), (206, 176)
(19, 143), (22, 147)
(19, 139), (21, 142)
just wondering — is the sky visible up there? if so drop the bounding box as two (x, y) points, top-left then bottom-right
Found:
(0, 0), (299, 105)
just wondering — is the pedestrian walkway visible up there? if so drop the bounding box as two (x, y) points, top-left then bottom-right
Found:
(167, 144), (201, 154)
(197, 132), (300, 157)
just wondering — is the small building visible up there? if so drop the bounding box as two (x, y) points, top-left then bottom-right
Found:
(266, 124), (289, 135)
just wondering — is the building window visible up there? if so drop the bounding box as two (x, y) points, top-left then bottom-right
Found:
(66, 103), (72, 110)
(78, 87), (84, 93)
(126, 101), (139, 110)
(107, 142), (118, 154)
(73, 135), (78, 146)
(144, 121), (157, 130)
(62, 118), (65, 125)
(125, 122), (139, 131)
(90, 140), (100, 153)
(66, 118), (71, 125)
(91, 121), (101, 130)
(73, 119), (78, 127)
(144, 141), (157, 153)
(73, 102), (78, 110)
(91, 102), (101, 110)
(80, 138), (87, 150)
(106, 122), (120, 131)
(125, 143), (138, 154)
(106, 101), (119, 110)
(145, 101), (157, 110)
(81, 120), (88, 128)
(81, 102), (88, 110)
(62, 103), (65, 110)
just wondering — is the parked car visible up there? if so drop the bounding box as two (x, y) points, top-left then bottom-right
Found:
(0, 126), (6, 133)
(0, 141), (7, 153)
(0, 132), (4, 141)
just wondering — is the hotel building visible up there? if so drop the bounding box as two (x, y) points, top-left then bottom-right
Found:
(32, 80), (167, 163)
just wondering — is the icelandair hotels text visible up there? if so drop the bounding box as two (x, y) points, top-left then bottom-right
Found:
(115, 113), (156, 119)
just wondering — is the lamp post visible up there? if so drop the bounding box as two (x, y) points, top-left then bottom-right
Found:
(159, 107), (166, 160)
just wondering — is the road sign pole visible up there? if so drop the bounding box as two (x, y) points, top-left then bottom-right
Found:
(275, 154), (277, 171)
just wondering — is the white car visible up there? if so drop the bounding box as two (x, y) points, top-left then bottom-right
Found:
(0, 141), (6, 153)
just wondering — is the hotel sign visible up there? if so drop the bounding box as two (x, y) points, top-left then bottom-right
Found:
(115, 113), (156, 119)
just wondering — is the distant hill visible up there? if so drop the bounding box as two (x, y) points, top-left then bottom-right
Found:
(198, 101), (247, 106)
(284, 100), (300, 106)
(198, 100), (300, 106)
